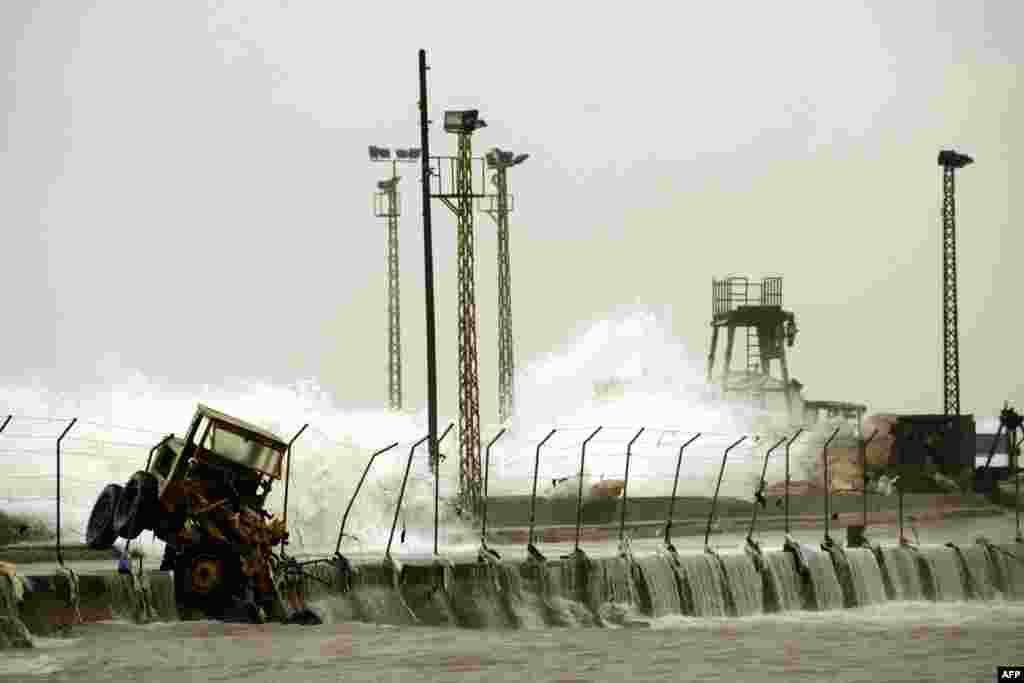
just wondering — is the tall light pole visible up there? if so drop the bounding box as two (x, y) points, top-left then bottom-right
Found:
(937, 149), (973, 417)
(429, 109), (488, 514)
(482, 148), (529, 424)
(417, 49), (440, 487)
(369, 145), (421, 412)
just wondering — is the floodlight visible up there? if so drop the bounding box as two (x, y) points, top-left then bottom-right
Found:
(407, 148), (421, 160)
(396, 149), (409, 159)
(444, 110), (486, 134)
(512, 154), (529, 165)
(938, 150), (973, 169)
(377, 177), (400, 191)
(370, 145), (393, 160)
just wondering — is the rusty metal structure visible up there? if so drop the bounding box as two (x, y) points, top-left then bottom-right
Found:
(428, 110), (488, 513)
(370, 145), (421, 412)
(706, 276), (798, 413)
(937, 149), (973, 417)
(481, 148), (528, 424)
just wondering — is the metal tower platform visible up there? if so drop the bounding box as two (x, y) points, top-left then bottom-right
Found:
(706, 276), (798, 412)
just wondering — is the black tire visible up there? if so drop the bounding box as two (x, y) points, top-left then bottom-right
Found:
(114, 470), (159, 540)
(85, 483), (123, 550)
(173, 544), (242, 619)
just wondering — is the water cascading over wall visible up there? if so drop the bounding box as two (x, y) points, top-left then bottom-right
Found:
(399, 563), (457, 627)
(958, 543), (999, 600)
(917, 546), (968, 602)
(763, 550), (805, 612)
(588, 556), (647, 626)
(447, 563), (516, 629)
(842, 548), (887, 606)
(675, 554), (729, 617)
(541, 558), (599, 627)
(826, 546), (886, 608)
(345, 563), (418, 626)
(803, 549), (845, 610)
(876, 547), (927, 601)
(631, 554), (683, 618)
(499, 562), (549, 629)
(718, 552), (764, 616)
(986, 543), (1024, 599)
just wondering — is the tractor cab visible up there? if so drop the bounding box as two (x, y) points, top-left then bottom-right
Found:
(148, 404), (288, 513)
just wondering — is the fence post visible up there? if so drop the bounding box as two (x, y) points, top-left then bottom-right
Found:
(663, 433), (701, 553)
(281, 423), (309, 557)
(527, 428), (558, 562)
(334, 442), (400, 556)
(573, 427), (603, 555)
(822, 426), (841, 548)
(56, 418), (77, 568)
(432, 422), (455, 554)
(479, 428), (507, 560)
(746, 436), (788, 550)
(854, 428), (879, 546)
(617, 427), (645, 556)
(704, 435), (747, 552)
(387, 434), (430, 559)
(784, 429), (804, 537)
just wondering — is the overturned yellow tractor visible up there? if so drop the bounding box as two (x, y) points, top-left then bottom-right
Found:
(86, 405), (317, 624)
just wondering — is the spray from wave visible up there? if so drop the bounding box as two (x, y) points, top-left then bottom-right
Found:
(0, 305), (850, 557)
(0, 368), (474, 558)
(487, 304), (843, 500)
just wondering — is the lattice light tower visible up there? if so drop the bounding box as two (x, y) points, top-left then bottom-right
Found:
(428, 110), (488, 513)
(369, 145), (421, 412)
(706, 276), (799, 414)
(481, 148), (529, 424)
(937, 149), (973, 417)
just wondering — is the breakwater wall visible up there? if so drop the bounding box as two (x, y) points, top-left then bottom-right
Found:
(3, 540), (1022, 644)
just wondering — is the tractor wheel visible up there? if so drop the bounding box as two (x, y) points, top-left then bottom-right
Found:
(114, 470), (159, 540)
(85, 484), (123, 550)
(173, 544), (242, 619)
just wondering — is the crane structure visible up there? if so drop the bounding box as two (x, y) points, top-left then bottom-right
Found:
(369, 145), (422, 412)
(937, 149), (973, 417)
(429, 110), (488, 513)
(481, 148), (529, 424)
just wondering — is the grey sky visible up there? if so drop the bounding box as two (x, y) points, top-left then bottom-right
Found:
(1, 1), (1020, 424)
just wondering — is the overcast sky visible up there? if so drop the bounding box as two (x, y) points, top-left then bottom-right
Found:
(1, 1), (1020, 424)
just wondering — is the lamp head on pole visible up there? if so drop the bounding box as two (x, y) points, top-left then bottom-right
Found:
(938, 150), (973, 169)
(443, 110), (486, 134)
(486, 147), (528, 169)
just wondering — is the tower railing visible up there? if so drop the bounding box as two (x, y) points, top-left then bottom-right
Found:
(712, 276), (783, 317)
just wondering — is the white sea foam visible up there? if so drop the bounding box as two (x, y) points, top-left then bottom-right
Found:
(0, 305), (859, 555)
